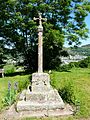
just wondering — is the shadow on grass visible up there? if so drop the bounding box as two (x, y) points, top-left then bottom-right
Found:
(61, 70), (71, 72)
(57, 70), (71, 72)
(4, 71), (31, 77)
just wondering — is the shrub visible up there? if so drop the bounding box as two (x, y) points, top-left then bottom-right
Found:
(78, 56), (90, 68)
(79, 60), (88, 68)
(17, 78), (30, 92)
(68, 62), (75, 68)
(58, 82), (75, 104)
(4, 64), (16, 75)
(56, 64), (71, 72)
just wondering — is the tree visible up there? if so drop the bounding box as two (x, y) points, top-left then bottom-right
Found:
(0, 38), (7, 66)
(0, 0), (90, 71)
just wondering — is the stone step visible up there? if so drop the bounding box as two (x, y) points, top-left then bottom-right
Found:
(17, 100), (64, 112)
(26, 88), (63, 102)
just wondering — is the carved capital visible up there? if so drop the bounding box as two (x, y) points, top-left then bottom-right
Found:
(38, 26), (43, 32)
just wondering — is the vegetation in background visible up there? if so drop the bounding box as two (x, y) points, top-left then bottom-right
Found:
(71, 44), (90, 56)
(4, 64), (16, 75)
(57, 56), (90, 72)
(0, 0), (90, 71)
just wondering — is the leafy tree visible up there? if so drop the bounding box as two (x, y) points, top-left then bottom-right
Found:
(0, 38), (7, 66)
(0, 0), (90, 71)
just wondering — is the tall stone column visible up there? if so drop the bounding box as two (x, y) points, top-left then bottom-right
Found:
(34, 13), (46, 73)
(38, 25), (43, 73)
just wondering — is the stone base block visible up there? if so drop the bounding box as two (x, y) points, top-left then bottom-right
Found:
(16, 72), (68, 117)
(26, 88), (63, 102)
(31, 73), (50, 92)
(0, 104), (73, 120)
(17, 88), (64, 112)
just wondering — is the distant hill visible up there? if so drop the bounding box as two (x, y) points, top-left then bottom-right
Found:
(81, 44), (90, 48)
(66, 44), (90, 56)
(70, 44), (90, 56)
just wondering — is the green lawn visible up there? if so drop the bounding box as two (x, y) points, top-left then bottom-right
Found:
(0, 74), (30, 111)
(0, 68), (90, 120)
(51, 68), (90, 118)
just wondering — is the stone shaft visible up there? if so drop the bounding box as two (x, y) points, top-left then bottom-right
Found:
(34, 13), (47, 73)
(38, 26), (43, 73)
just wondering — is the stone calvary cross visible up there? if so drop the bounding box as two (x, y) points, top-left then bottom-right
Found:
(34, 13), (47, 73)
(16, 13), (73, 117)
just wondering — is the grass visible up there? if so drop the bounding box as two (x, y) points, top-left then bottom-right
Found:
(0, 68), (90, 120)
(51, 68), (90, 118)
(21, 117), (77, 120)
(0, 74), (30, 111)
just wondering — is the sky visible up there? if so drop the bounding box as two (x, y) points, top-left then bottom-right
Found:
(81, 13), (90, 46)
(64, 13), (90, 47)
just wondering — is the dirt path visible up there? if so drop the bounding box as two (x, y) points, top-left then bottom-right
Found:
(0, 105), (20, 120)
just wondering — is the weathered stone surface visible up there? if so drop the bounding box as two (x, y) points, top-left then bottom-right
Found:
(26, 88), (63, 102)
(17, 73), (65, 113)
(31, 73), (50, 92)
(19, 90), (26, 100)
(17, 96), (64, 112)
(17, 100), (64, 112)
(0, 104), (73, 120)
(17, 85), (64, 112)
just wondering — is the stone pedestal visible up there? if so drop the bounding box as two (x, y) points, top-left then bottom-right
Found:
(17, 73), (65, 113)
(31, 73), (50, 92)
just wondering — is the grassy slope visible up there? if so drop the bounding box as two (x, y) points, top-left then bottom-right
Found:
(0, 75), (30, 111)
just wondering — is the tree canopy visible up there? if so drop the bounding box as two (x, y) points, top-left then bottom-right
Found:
(0, 0), (90, 71)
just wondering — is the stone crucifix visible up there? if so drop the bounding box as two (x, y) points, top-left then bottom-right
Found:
(34, 13), (47, 73)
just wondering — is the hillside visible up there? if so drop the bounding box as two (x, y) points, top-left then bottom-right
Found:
(82, 44), (90, 48)
(68, 44), (90, 56)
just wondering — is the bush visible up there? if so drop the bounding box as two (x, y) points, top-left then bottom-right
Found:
(68, 62), (75, 68)
(17, 78), (30, 92)
(79, 60), (88, 68)
(56, 64), (71, 72)
(4, 64), (16, 75)
(69, 62), (79, 68)
(58, 82), (75, 104)
(78, 57), (90, 68)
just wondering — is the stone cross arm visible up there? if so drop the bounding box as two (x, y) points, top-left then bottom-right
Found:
(33, 13), (47, 26)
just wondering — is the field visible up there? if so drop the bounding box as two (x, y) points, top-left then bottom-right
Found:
(0, 68), (90, 120)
